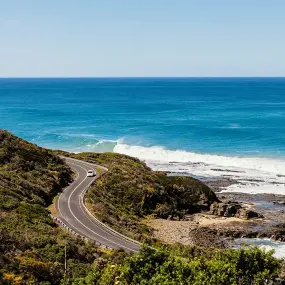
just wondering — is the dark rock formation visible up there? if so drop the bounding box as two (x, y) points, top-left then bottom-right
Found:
(273, 201), (285, 206)
(210, 202), (241, 217)
(210, 202), (263, 219)
(236, 208), (264, 219)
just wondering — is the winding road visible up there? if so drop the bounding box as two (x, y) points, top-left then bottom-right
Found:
(56, 157), (141, 252)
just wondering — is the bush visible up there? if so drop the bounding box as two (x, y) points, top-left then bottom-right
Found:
(118, 246), (282, 285)
(0, 131), (282, 284)
(62, 152), (218, 241)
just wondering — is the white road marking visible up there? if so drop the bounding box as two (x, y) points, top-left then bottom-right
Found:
(67, 163), (136, 251)
(58, 160), (138, 252)
(56, 166), (80, 224)
(66, 158), (141, 245)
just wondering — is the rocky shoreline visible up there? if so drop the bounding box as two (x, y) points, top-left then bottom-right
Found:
(146, 176), (285, 249)
(205, 178), (285, 243)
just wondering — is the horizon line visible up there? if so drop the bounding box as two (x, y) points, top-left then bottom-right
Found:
(1, 76), (285, 79)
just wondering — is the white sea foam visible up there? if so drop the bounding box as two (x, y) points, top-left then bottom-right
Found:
(114, 143), (285, 176)
(235, 238), (285, 259)
(64, 137), (285, 195)
(113, 143), (285, 195)
(82, 139), (117, 152)
(221, 183), (285, 195)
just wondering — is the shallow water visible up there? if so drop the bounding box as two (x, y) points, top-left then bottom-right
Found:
(234, 238), (285, 259)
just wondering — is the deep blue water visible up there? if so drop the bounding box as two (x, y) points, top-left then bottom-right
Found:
(1, 77), (285, 157)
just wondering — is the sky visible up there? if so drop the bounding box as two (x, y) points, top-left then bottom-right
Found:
(0, 0), (285, 77)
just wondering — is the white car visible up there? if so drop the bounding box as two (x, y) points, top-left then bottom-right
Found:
(87, 170), (96, 177)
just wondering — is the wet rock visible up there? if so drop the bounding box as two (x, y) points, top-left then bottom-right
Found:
(244, 231), (259, 238)
(205, 178), (238, 192)
(187, 227), (227, 248)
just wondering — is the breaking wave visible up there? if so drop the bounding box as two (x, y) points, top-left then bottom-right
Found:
(114, 143), (285, 176)
(40, 132), (285, 195)
(234, 238), (285, 259)
(113, 143), (285, 195)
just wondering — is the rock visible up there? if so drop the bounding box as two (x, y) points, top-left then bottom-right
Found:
(273, 229), (285, 241)
(275, 223), (285, 228)
(273, 201), (285, 206)
(236, 208), (264, 219)
(210, 202), (242, 217)
(210, 202), (263, 219)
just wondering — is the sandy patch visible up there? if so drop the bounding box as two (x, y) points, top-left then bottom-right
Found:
(144, 213), (250, 246)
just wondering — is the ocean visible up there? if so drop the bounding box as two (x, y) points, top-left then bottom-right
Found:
(1, 77), (285, 195)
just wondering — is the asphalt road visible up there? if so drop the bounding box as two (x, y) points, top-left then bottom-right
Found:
(56, 157), (141, 252)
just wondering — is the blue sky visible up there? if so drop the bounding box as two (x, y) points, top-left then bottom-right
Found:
(0, 0), (285, 77)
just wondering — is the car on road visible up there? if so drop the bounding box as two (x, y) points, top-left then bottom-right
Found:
(87, 170), (96, 177)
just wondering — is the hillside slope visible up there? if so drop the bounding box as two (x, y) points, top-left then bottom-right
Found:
(0, 131), (282, 284)
(0, 131), (105, 284)
(61, 152), (218, 241)
(0, 130), (72, 207)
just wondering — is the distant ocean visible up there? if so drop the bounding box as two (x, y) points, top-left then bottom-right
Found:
(1, 78), (285, 195)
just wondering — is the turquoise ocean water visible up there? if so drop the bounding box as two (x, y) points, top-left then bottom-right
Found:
(1, 78), (285, 194)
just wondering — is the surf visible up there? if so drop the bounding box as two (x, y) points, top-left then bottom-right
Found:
(113, 143), (285, 195)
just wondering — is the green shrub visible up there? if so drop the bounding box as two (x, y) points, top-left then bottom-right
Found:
(63, 152), (218, 241)
(0, 131), (282, 284)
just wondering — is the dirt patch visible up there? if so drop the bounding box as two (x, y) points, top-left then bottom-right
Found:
(145, 213), (252, 247)
(147, 176), (285, 247)
(145, 191), (285, 247)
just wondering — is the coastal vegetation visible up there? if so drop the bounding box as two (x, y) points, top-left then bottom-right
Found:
(0, 130), (283, 284)
(68, 245), (281, 285)
(0, 130), (107, 284)
(58, 151), (218, 241)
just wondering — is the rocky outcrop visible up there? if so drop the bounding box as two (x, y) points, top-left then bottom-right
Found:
(210, 202), (263, 220)
(210, 202), (241, 217)
(237, 208), (263, 219)
(273, 201), (285, 206)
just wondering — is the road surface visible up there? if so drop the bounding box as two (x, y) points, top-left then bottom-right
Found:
(56, 157), (141, 252)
